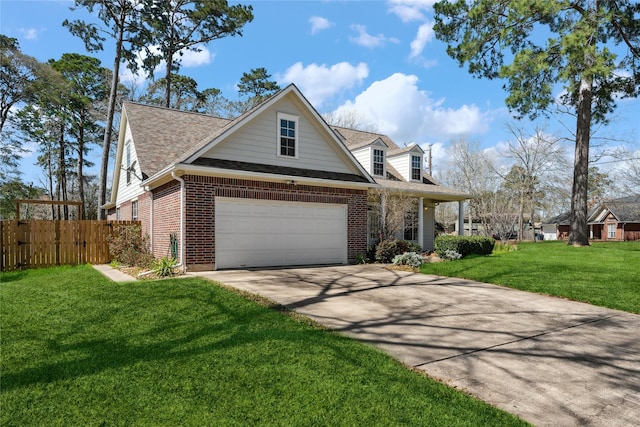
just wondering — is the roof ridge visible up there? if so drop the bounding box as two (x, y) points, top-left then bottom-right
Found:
(123, 101), (232, 121)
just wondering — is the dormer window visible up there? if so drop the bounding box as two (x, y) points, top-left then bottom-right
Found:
(278, 113), (298, 158)
(411, 155), (421, 181)
(373, 149), (384, 176)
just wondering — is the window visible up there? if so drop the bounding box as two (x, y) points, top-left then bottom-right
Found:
(125, 143), (131, 184)
(404, 202), (418, 241)
(116, 207), (121, 220)
(373, 149), (384, 176)
(411, 155), (421, 181)
(132, 200), (138, 221)
(367, 204), (381, 243)
(278, 113), (298, 157)
(607, 223), (616, 239)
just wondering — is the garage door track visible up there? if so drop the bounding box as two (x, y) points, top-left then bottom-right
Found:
(193, 265), (640, 427)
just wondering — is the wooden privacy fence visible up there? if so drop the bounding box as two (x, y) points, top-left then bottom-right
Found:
(1, 220), (140, 271)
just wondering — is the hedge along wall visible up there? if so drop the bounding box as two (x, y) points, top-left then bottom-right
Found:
(434, 235), (495, 257)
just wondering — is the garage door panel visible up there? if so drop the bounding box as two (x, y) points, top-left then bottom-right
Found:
(215, 198), (347, 269)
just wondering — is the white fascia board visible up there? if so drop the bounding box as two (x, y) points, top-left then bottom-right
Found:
(102, 108), (129, 209)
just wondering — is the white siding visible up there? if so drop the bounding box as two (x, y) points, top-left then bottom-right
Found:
(352, 147), (370, 172)
(201, 98), (354, 174)
(388, 154), (410, 181)
(388, 149), (423, 182)
(116, 123), (145, 206)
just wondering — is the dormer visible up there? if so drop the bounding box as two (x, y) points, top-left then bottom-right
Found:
(387, 143), (425, 182)
(350, 138), (388, 178)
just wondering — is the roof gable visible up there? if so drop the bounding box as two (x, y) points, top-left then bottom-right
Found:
(123, 102), (231, 178)
(193, 88), (366, 177)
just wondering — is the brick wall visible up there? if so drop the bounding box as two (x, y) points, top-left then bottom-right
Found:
(183, 175), (368, 269)
(151, 181), (181, 259)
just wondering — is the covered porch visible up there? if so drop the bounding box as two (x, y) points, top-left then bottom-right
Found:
(366, 180), (470, 251)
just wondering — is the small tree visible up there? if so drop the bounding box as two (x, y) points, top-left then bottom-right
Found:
(138, 0), (254, 108)
(368, 189), (417, 242)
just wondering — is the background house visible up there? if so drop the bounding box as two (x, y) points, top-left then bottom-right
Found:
(588, 195), (640, 241)
(541, 211), (571, 240)
(105, 84), (469, 270)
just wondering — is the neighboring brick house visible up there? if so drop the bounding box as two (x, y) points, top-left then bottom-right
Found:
(105, 84), (469, 270)
(542, 195), (640, 241)
(588, 195), (640, 241)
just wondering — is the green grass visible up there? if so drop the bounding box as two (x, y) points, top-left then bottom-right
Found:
(421, 241), (640, 313)
(1, 265), (527, 426)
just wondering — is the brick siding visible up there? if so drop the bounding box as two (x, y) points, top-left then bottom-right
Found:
(182, 175), (367, 269)
(116, 176), (367, 270)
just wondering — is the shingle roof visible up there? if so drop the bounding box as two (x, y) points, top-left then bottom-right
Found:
(191, 158), (370, 183)
(122, 96), (469, 201)
(330, 126), (397, 150)
(329, 125), (467, 200)
(543, 211), (572, 225)
(124, 102), (231, 178)
(605, 195), (640, 222)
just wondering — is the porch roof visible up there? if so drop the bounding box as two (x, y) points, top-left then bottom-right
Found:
(374, 178), (470, 202)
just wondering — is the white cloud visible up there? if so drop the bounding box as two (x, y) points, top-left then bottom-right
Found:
(179, 46), (213, 67)
(279, 62), (369, 107)
(332, 73), (490, 143)
(118, 45), (212, 83)
(410, 21), (434, 58)
(309, 16), (333, 35)
(20, 27), (40, 40)
(387, 0), (436, 23)
(349, 24), (399, 48)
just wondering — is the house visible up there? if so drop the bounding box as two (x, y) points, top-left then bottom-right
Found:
(588, 195), (640, 241)
(541, 211), (571, 240)
(104, 84), (469, 270)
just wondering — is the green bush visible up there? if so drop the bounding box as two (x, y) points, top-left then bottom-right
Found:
(375, 240), (422, 263)
(108, 223), (155, 268)
(434, 235), (495, 258)
(392, 252), (424, 268)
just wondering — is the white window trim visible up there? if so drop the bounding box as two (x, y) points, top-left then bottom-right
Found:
(131, 199), (139, 221)
(372, 148), (385, 177)
(410, 155), (422, 181)
(276, 112), (299, 159)
(607, 223), (616, 239)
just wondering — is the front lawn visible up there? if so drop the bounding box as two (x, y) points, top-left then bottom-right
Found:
(421, 241), (640, 313)
(0, 265), (527, 426)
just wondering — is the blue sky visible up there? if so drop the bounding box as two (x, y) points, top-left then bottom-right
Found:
(2, 0), (639, 185)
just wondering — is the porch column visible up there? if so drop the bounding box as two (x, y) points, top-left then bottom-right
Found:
(458, 201), (464, 236)
(380, 193), (386, 240)
(417, 197), (424, 248)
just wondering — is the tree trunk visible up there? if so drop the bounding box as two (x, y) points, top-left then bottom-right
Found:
(77, 112), (85, 219)
(97, 23), (125, 220)
(568, 76), (592, 246)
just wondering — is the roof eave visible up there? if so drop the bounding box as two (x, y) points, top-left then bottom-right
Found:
(144, 163), (377, 190)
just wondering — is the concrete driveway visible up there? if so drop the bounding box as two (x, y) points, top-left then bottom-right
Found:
(192, 265), (640, 426)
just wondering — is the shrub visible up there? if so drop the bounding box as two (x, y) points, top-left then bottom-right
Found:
(434, 235), (495, 258)
(108, 223), (154, 268)
(375, 240), (422, 263)
(392, 252), (423, 268)
(441, 250), (462, 260)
